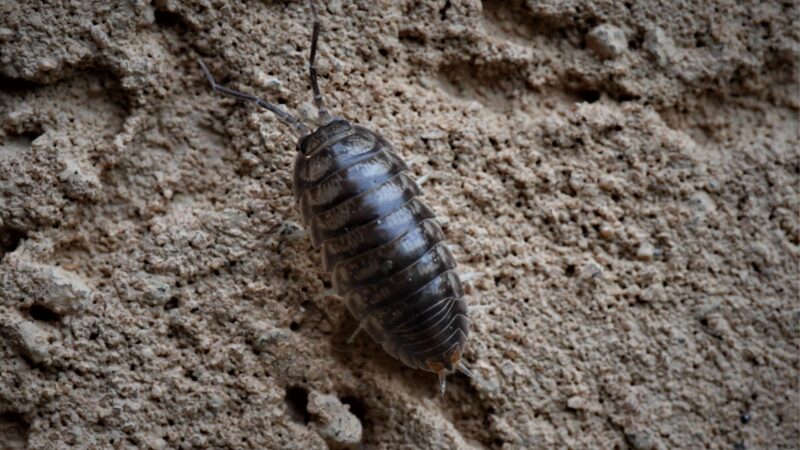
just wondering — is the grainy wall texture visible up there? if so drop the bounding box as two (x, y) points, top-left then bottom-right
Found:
(1, 0), (798, 449)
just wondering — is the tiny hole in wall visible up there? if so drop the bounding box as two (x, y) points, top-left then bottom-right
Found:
(285, 386), (310, 424)
(29, 304), (60, 322)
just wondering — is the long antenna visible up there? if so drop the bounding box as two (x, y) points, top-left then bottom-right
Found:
(197, 59), (310, 137)
(309, 2), (332, 123)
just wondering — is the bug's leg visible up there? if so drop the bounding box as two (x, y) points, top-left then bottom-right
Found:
(460, 271), (482, 283)
(279, 221), (309, 241)
(406, 155), (424, 166)
(314, 287), (336, 302)
(425, 359), (449, 396)
(286, 229), (310, 240)
(416, 173), (432, 186)
(309, 3), (331, 123)
(347, 322), (364, 344)
(462, 272), (488, 313)
(468, 304), (495, 315)
(457, 361), (474, 378)
(197, 59), (310, 136)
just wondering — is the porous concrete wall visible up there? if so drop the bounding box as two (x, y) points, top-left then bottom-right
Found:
(1, 0), (798, 448)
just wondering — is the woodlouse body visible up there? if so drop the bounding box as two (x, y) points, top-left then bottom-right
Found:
(199, 5), (471, 393)
(294, 120), (469, 378)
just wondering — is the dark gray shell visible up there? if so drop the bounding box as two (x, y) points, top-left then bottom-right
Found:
(293, 119), (469, 373)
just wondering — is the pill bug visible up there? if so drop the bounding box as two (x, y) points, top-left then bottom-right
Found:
(198, 6), (471, 395)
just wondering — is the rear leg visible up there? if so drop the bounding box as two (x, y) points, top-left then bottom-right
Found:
(347, 322), (364, 344)
(416, 173), (432, 186)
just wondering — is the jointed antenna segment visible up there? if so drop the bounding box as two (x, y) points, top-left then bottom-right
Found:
(309, 2), (331, 123)
(197, 59), (310, 136)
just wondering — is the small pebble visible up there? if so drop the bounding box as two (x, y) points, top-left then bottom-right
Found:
(599, 223), (616, 240)
(252, 329), (289, 353)
(567, 396), (585, 410)
(58, 158), (101, 200)
(137, 272), (173, 306)
(568, 171), (586, 192)
(16, 262), (93, 316)
(327, 0), (343, 13)
(625, 431), (656, 450)
(2, 320), (52, 364)
(297, 101), (319, 123)
(38, 56), (58, 71)
(307, 391), (362, 448)
(586, 24), (628, 60)
(580, 261), (603, 279)
(644, 26), (677, 67)
(636, 243), (655, 261)
(0, 27), (13, 43)
(254, 69), (282, 90)
(88, 24), (111, 49)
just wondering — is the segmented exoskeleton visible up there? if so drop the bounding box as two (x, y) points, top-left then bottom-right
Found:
(198, 5), (471, 395)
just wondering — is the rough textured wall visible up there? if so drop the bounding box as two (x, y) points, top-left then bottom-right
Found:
(1, 0), (798, 448)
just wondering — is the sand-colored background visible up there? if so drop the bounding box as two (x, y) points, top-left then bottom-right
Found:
(1, 0), (798, 448)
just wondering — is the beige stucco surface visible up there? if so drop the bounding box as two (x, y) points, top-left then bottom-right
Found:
(1, 0), (798, 448)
